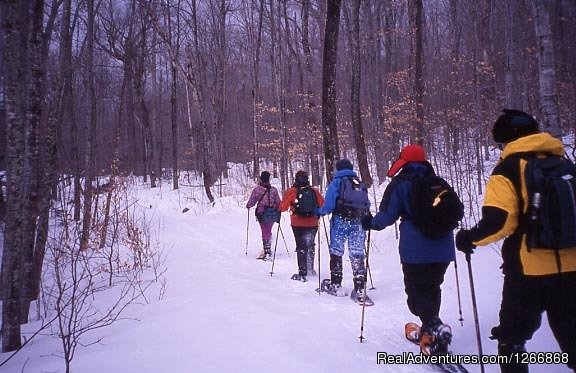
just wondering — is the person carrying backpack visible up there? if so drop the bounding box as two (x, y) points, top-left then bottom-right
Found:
(315, 159), (371, 304)
(362, 144), (461, 356)
(279, 170), (324, 281)
(246, 171), (281, 260)
(455, 109), (576, 373)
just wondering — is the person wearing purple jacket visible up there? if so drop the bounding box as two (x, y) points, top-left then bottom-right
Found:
(246, 171), (281, 260)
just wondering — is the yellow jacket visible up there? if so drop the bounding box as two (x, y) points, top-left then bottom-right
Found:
(468, 133), (576, 276)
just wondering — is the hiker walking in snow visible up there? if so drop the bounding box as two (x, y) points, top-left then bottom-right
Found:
(455, 109), (576, 373)
(279, 170), (324, 282)
(315, 159), (371, 304)
(362, 144), (463, 356)
(246, 171), (281, 260)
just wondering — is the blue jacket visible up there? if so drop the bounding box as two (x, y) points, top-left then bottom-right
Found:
(371, 162), (455, 264)
(317, 169), (371, 216)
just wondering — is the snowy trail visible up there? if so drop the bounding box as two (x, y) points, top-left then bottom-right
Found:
(2, 185), (570, 373)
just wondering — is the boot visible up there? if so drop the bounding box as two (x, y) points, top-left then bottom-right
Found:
(350, 257), (366, 279)
(420, 318), (452, 355)
(329, 254), (343, 286)
(263, 239), (272, 259)
(498, 342), (528, 373)
(257, 239), (272, 260)
(307, 249), (316, 276)
(353, 275), (366, 302)
(291, 273), (307, 282)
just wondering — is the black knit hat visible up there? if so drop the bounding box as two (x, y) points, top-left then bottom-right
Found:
(294, 170), (309, 186)
(336, 159), (353, 171)
(260, 171), (271, 183)
(493, 109), (540, 143)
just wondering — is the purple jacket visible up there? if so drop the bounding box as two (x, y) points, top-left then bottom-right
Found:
(246, 182), (281, 214)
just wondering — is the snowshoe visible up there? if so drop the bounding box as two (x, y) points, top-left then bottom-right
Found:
(350, 288), (374, 306)
(316, 279), (348, 296)
(291, 274), (307, 282)
(405, 323), (468, 372)
(256, 249), (272, 261)
(405, 322), (421, 343)
(406, 322), (452, 356)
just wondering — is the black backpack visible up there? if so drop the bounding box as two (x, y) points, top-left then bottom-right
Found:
(409, 174), (464, 238)
(335, 176), (370, 218)
(522, 153), (576, 250)
(293, 187), (317, 217)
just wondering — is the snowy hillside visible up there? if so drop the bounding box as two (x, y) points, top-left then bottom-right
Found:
(0, 174), (570, 373)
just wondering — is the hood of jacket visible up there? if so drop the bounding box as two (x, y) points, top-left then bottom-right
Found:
(501, 133), (565, 160)
(333, 168), (358, 179)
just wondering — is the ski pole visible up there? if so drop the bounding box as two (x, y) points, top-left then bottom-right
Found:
(359, 229), (372, 343)
(453, 253), (464, 326)
(364, 245), (375, 290)
(466, 252), (485, 373)
(317, 223), (321, 296)
(321, 216), (330, 243)
(278, 224), (290, 257)
(245, 208), (250, 256)
(270, 224), (281, 276)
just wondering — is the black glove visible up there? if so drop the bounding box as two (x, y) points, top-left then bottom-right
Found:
(361, 213), (373, 231)
(455, 229), (475, 255)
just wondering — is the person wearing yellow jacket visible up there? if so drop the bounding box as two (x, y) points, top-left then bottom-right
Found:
(456, 109), (576, 373)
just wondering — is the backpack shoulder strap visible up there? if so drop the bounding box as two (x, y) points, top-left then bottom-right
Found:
(256, 187), (271, 207)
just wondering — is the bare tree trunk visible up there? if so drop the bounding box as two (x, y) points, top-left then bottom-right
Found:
(167, 0), (180, 189)
(346, 0), (372, 186)
(58, 0), (81, 221)
(27, 0), (60, 306)
(321, 0), (342, 182)
(80, 0), (97, 251)
(151, 30), (162, 185)
(448, 0), (462, 155)
(383, 2), (399, 179)
(251, 0), (265, 179)
(505, 0), (526, 109)
(1, 0), (58, 350)
(532, 0), (561, 137)
(190, 0), (216, 203)
(99, 68), (128, 250)
(301, 0), (322, 188)
(364, 0), (387, 184)
(269, 0), (288, 190)
(134, 15), (157, 188)
(1, 0), (27, 351)
(212, 0), (228, 181)
(409, 0), (425, 145)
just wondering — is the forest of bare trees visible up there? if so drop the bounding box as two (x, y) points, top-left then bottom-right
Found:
(1, 0), (575, 354)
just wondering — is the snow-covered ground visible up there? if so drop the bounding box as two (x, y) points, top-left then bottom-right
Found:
(0, 174), (571, 373)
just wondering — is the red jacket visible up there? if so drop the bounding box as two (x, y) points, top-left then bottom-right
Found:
(279, 186), (324, 227)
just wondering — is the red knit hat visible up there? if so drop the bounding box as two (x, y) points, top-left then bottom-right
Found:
(387, 144), (427, 177)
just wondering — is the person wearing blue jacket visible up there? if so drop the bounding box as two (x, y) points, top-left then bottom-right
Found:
(362, 144), (454, 355)
(315, 159), (370, 302)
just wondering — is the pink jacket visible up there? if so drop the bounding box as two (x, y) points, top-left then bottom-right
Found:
(246, 182), (281, 214)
